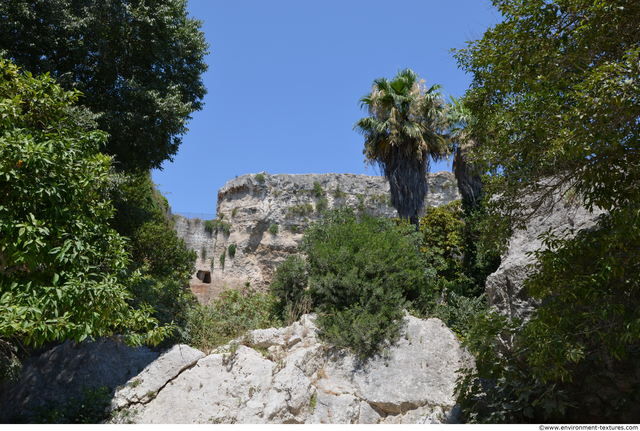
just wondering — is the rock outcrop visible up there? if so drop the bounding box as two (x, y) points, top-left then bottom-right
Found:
(108, 314), (471, 424)
(175, 171), (460, 303)
(485, 193), (604, 320)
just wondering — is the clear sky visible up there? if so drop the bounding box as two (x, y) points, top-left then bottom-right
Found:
(152, 0), (501, 216)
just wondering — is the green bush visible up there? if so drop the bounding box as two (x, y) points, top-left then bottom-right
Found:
(255, 173), (265, 182)
(299, 207), (430, 357)
(286, 203), (314, 218)
(231, 208), (238, 218)
(204, 220), (215, 234)
(0, 58), (168, 353)
(203, 219), (231, 236)
(269, 255), (309, 323)
(316, 197), (328, 212)
(219, 250), (226, 268)
(228, 243), (236, 257)
(333, 185), (347, 198)
(268, 224), (279, 235)
(313, 181), (325, 197)
(182, 284), (281, 353)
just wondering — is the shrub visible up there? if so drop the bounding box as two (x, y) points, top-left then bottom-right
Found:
(313, 181), (325, 197)
(219, 250), (226, 268)
(286, 203), (314, 218)
(228, 243), (236, 257)
(204, 219), (232, 236)
(333, 185), (347, 198)
(255, 173), (265, 182)
(204, 220), (215, 234)
(270, 256), (309, 321)
(299, 207), (430, 357)
(268, 224), (279, 235)
(316, 197), (328, 212)
(181, 284), (281, 353)
(231, 208), (238, 218)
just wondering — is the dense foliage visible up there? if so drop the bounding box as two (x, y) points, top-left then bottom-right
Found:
(0, 58), (168, 359)
(182, 284), (281, 354)
(272, 207), (431, 358)
(453, 0), (640, 423)
(354, 68), (449, 228)
(0, 0), (209, 172)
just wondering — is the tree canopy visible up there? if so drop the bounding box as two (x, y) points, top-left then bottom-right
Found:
(453, 0), (640, 422)
(354, 68), (449, 228)
(455, 0), (640, 229)
(0, 0), (209, 172)
(0, 57), (168, 352)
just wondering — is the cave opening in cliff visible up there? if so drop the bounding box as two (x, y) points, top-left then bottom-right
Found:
(196, 270), (211, 283)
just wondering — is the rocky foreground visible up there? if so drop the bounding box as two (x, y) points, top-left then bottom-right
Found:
(2, 313), (473, 424)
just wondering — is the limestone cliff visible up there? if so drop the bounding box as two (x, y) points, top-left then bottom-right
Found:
(175, 171), (460, 303)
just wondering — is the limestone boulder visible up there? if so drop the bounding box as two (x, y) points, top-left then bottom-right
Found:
(110, 313), (472, 424)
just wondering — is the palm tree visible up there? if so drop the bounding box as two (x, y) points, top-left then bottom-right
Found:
(354, 68), (448, 230)
(448, 97), (483, 206)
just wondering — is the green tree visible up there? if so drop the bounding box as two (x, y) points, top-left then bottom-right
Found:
(354, 68), (449, 230)
(453, 0), (640, 422)
(0, 0), (209, 172)
(0, 58), (167, 363)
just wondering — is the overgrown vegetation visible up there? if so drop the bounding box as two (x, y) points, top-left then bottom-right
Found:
(203, 219), (231, 236)
(451, 0), (640, 423)
(286, 203), (314, 218)
(0, 58), (171, 360)
(268, 224), (279, 235)
(255, 173), (265, 182)
(271, 207), (431, 358)
(228, 244), (236, 258)
(312, 181), (325, 198)
(333, 185), (346, 198)
(315, 197), (328, 212)
(181, 284), (281, 354)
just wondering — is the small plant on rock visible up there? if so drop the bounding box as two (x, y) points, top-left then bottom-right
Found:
(316, 197), (328, 212)
(313, 181), (325, 197)
(268, 223), (279, 235)
(255, 173), (265, 182)
(228, 243), (236, 258)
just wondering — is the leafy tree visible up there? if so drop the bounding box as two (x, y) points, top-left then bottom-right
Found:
(453, 0), (640, 422)
(454, 0), (640, 232)
(0, 0), (209, 172)
(354, 68), (449, 230)
(0, 58), (168, 358)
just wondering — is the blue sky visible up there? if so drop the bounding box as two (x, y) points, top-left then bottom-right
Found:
(152, 0), (501, 216)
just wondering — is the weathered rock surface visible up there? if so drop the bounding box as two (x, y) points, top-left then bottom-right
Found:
(485, 194), (604, 320)
(108, 314), (473, 424)
(175, 171), (460, 303)
(0, 338), (161, 422)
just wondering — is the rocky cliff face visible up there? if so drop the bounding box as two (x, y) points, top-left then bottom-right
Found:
(485, 193), (604, 320)
(175, 171), (460, 303)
